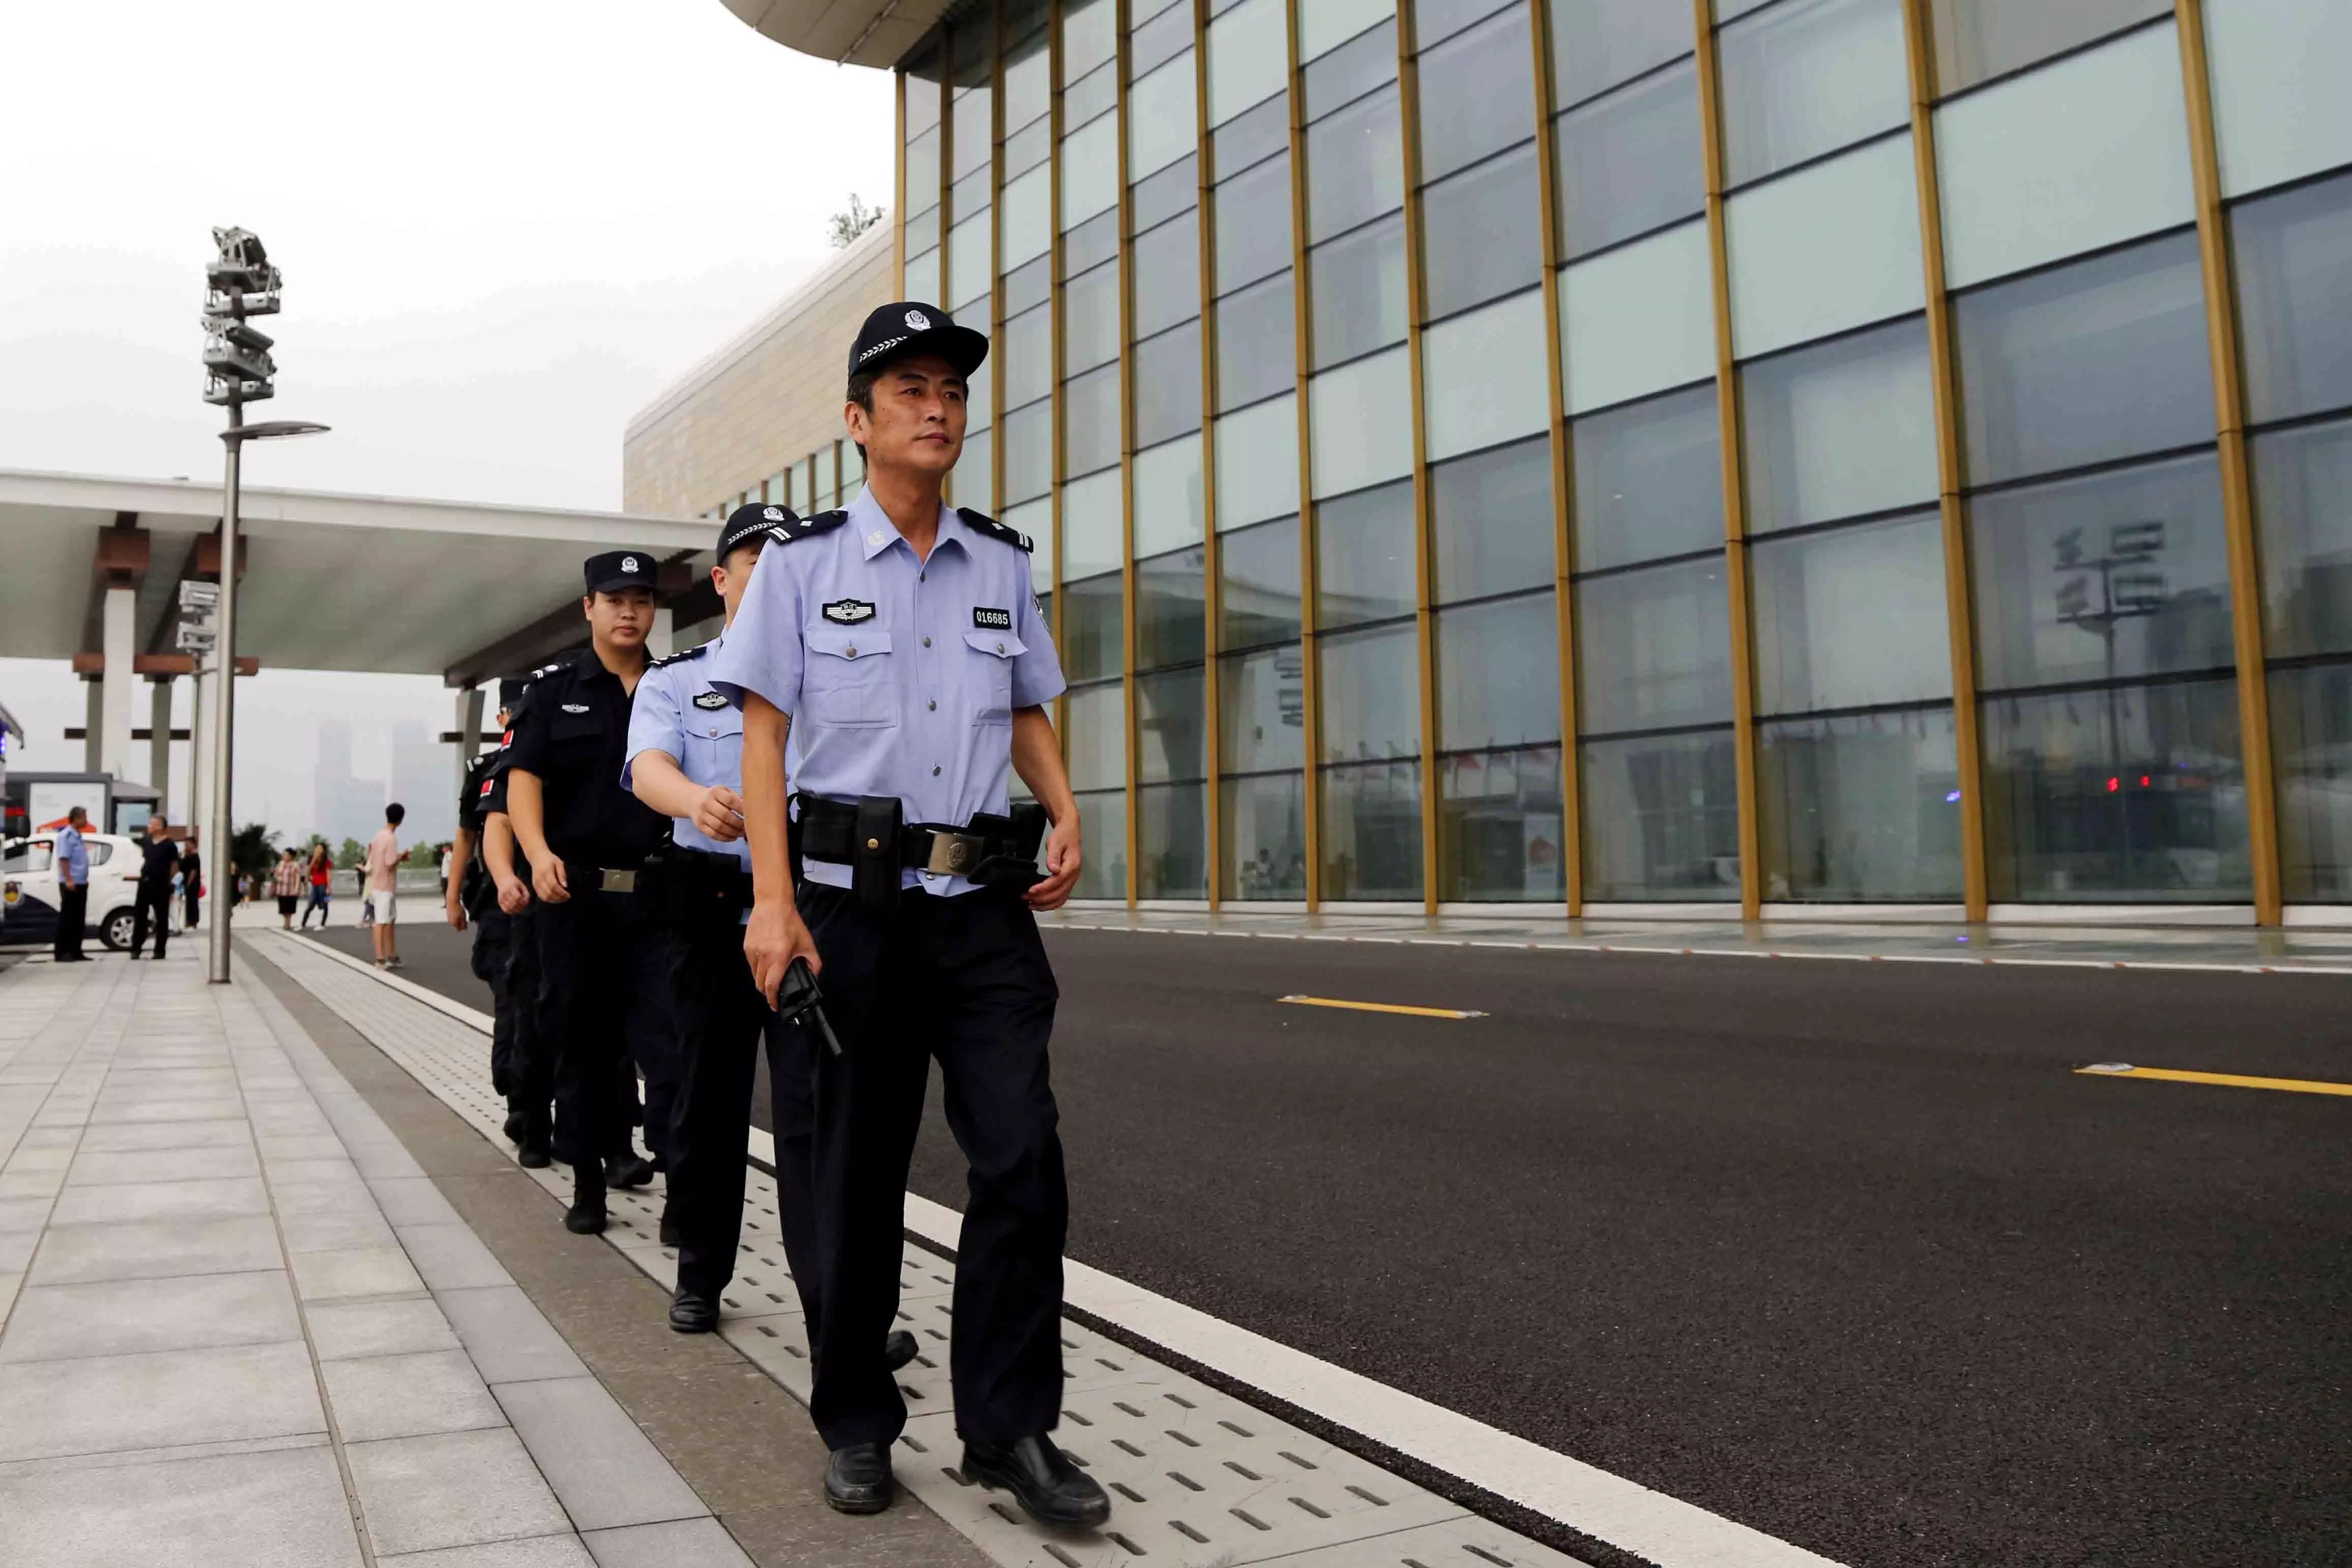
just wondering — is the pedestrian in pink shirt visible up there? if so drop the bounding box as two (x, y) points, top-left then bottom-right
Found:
(366, 803), (406, 970)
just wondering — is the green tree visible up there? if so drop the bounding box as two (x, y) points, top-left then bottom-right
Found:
(828, 194), (884, 249)
(228, 822), (279, 889)
(404, 841), (438, 869)
(336, 837), (365, 870)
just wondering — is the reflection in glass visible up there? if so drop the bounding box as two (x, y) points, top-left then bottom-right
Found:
(2231, 171), (2352, 427)
(1553, 63), (1704, 260)
(2252, 416), (2352, 660)
(1580, 729), (1740, 900)
(1136, 324), (1205, 449)
(1319, 622), (1422, 763)
(1221, 644), (1308, 772)
(1752, 512), (1951, 716)
(1576, 556), (1733, 736)
(1927, 0), (2171, 97)
(1310, 214), (1408, 368)
(1416, 8), (1532, 185)
(1717, 0), (1908, 186)
(1321, 760), (1425, 900)
(1134, 213), (1202, 340)
(2272, 663), (2352, 901)
(1216, 93), (1292, 173)
(1139, 782), (1210, 898)
(1066, 681), (1130, 791)
(1741, 316), (1937, 532)
(1549, 0), (1692, 108)
(1221, 517), (1304, 650)
(1066, 262), (1121, 374)
(1316, 480), (1418, 628)
(1073, 787), (1129, 898)
(1064, 471), (1125, 577)
(1216, 153), (1295, 293)
(1759, 707), (1962, 900)
(1132, 154), (1199, 235)
(1303, 20), (1397, 120)
(1438, 745), (1564, 901)
(1217, 273), (1298, 409)
(1569, 383), (1722, 572)
(1065, 361), (1123, 478)
(1307, 84), (1405, 243)
(1137, 546), (1210, 670)
(1221, 772), (1309, 899)
(1004, 306), (1053, 410)
(1061, 574), (1126, 683)
(1138, 667), (1208, 786)
(1432, 435), (1555, 604)
(1980, 677), (2248, 902)
(1437, 593), (1561, 753)
(1421, 143), (1544, 320)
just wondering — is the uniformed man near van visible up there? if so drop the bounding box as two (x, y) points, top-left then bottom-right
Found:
(711, 302), (1102, 1525)
(503, 554), (677, 1234)
(447, 678), (528, 1126)
(625, 503), (915, 1382)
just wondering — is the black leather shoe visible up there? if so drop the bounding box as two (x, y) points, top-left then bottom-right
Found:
(501, 1107), (526, 1143)
(885, 1330), (918, 1372)
(516, 1141), (551, 1169)
(606, 1154), (654, 1189)
(962, 1435), (1110, 1528)
(824, 1442), (895, 1514)
(669, 1284), (718, 1334)
(658, 1205), (682, 1248)
(564, 1197), (607, 1234)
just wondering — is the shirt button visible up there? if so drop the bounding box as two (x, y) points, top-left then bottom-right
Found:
(927, 699), (937, 711)
(996, 642), (1005, 654)
(845, 646), (856, 658)
(931, 765), (942, 776)
(922, 636), (932, 648)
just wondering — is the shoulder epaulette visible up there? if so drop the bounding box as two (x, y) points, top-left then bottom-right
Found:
(649, 641), (712, 671)
(777, 508), (850, 542)
(957, 507), (1035, 553)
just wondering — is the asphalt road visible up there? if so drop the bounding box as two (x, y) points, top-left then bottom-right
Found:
(309, 917), (2352, 1568)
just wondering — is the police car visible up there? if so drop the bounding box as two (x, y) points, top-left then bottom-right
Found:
(1, 832), (147, 950)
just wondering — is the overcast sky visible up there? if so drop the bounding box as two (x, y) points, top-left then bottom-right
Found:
(0, 0), (893, 845)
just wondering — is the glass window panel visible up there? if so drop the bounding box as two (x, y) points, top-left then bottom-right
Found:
(1437, 745), (1566, 901)
(947, 212), (992, 319)
(1064, 0), (1118, 80)
(2254, 418), (2352, 661)
(1137, 323), (1206, 448)
(1065, 208), (1122, 276)
(1135, 212), (1204, 339)
(1752, 511), (1951, 716)
(952, 87), (992, 178)
(1136, 433), (1208, 557)
(1222, 772), (1310, 899)
(952, 166), (992, 227)
(1575, 555), (1734, 735)
(958, 428), (994, 512)
(1133, 1), (1196, 77)
(1420, 0), (1518, 50)
(1061, 114), (1121, 229)
(905, 204), (940, 258)
(1007, 116), (1052, 178)
(1933, 21), (2195, 290)
(1215, 152), (1294, 293)
(1130, 54), (1201, 181)
(1222, 515), (1304, 647)
(1138, 667), (1209, 783)
(1553, 62), (1704, 262)
(1758, 707), (1964, 901)
(1074, 788), (1130, 898)
(2271, 664), (2352, 902)
(1216, 94), (1292, 173)
(1066, 682), (1129, 790)
(1431, 433), (1554, 604)
(1005, 254), (1052, 316)
(1065, 261), (1121, 374)
(1309, 213), (1407, 368)
(1980, 677), (2248, 903)
(1317, 478), (1418, 628)
(1423, 288), (1550, 463)
(1558, 220), (1715, 414)
(1063, 577), (1127, 683)
(1067, 360), (1120, 477)
(1004, 305), (1053, 409)
(1928, 0), (2171, 95)
(1223, 645), (1309, 771)
(1970, 453), (2235, 693)
(1217, 272), (1298, 410)
(1301, 0), (1396, 62)
(2207, 1), (2352, 200)
(1137, 545), (1210, 670)
(1741, 316), (1937, 533)
(1006, 34), (1051, 131)
(1134, 156), (1199, 235)
(1005, 495), (1056, 593)
(1140, 782), (1211, 898)
(1549, 0), (1693, 109)
(2233, 173), (2352, 428)
(1724, 135), (1923, 360)
(1421, 141), (1543, 319)
(906, 126), (941, 210)
(1321, 760), (1424, 899)
(813, 445), (836, 509)
(1306, 84), (1404, 244)
(1217, 394), (1302, 531)
(1308, 346), (1414, 497)
(1569, 382), (1722, 572)
(1418, 8), (1532, 183)
(905, 56), (943, 136)
(1579, 730), (1741, 900)
(1210, 0), (1289, 125)
(1305, 19), (1398, 119)
(1064, 468), (1126, 578)
(1718, 0), (1907, 186)
(1066, 58), (1121, 127)
(1003, 399), (1054, 505)
(1953, 232), (2212, 488)
(968, 349), (995, 437)
(1437, 592), (1562, 752)
(905, 248), (941, 309)
(1002, 166), (1051, 271)
(1319, 621), (1423, 762)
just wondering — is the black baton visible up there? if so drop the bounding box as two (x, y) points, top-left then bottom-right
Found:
(776, 956), (843, 1057)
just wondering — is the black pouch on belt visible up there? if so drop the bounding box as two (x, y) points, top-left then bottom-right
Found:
(968, 801), (1049, 888)
(852, 795), (903, 912)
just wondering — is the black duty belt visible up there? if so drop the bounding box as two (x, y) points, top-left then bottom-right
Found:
(561, 858), (654, 897)
(630, 846), (753, 922)
(791, 793), (1047, 910)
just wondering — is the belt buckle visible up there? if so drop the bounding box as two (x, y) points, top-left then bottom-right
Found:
(599, 868), (638, 894)
(923, 832), (984, 877)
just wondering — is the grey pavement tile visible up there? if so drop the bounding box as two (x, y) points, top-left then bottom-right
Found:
(372, 1174), (464, 1225)
(0, 1196), (49, 1231)
(272, 1178), (385, 1216)
(1, 1142), (73, 1173)
(48, 1174), (270, 1225)
(292, 1245), (427, 1302)
(307, 1297), (464, 1362)
(0, 1269), (299, 1363)
(0, 1339), (325, 1462)
(280, 1207), (401, 1254)
(0, 1438), (362, 1568)
(0, 1169), (62, 1200)
(494, 1375), (709, 1532)
(436, 1285), (587, 1384)
(256, 1131), (349, 1161)
(94, 1068), (238, 1096)
(85, 1098), (248, 1126)
(396, 1222), (514, 1290)
(582, 1517), (755, 1568)
(14, 1125), (79, 1148)
(381, 1539), (596, 1568)
(27, 1214), (281, 1285)
(346, 1427), (573, 1558)
(76, 1117), (250, 1153)
(321, 1349), (507, 1442)
(268, 1156), (367, 1186)
(351, 1139), (429, 1180)
(64, 1142), (260, 1187)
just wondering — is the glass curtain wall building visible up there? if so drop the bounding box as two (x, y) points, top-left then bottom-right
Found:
(883, 0), (2352, 920)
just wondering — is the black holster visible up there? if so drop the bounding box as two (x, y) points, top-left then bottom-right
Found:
(968, 801), (1050, 889)
(851, 796), (903, 912)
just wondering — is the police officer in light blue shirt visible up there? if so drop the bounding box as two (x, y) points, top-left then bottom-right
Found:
(709, 301), (1103, 1527)
(52, 805), (91, 962)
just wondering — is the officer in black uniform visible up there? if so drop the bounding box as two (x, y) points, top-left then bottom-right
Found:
(503, 551), (678, 1233)
(447, 678), (528, 1125)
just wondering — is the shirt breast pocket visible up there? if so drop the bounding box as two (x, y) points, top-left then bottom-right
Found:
(804, 626), (897, 728)
(963, 629), (1024, 724)
(683, 706), (745, 780)
(549, 711), (602, 762)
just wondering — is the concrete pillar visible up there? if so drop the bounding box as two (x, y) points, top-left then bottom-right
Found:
(455, 685), (485, 800)
(100, 585), (135, 778)
(189, 670), (214, 837)
(82, 678), (103, 772)
(148, 677), (174, 806)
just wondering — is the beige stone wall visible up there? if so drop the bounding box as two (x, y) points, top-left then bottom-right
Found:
(622, 221), (896, 521)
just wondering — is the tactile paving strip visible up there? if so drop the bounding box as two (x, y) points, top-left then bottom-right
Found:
(259, 931), (1588, 1568)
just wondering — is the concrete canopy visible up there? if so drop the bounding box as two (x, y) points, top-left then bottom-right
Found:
(713, 0), (955, 69)
(0, 469), (709, 688)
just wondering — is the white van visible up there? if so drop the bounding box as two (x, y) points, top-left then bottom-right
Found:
(1, 832), (148, 951)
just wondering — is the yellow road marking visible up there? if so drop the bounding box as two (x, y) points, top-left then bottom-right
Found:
(2075, 1064), (2352, 1098)
(1278, 995), (1487, 1020)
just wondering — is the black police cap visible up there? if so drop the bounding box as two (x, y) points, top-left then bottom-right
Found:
(495, 676), (528, 710)
(719, 502), (797, 560)
(584, 549), (658, 595)
(847, 301), (988, 383)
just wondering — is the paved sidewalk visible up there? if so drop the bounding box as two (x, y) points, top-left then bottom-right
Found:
(0, 947), (751, 1567)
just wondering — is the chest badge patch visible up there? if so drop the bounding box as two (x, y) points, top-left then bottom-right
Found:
(560, 703), (591, 714)
(692, 692), (729, 711)
(972, 606), (1013, 630)
(822, 598), (877, 625)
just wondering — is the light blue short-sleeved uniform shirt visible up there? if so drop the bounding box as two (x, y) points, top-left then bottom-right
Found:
(55, 823), (88, 886)
(708, 485), (1067, 898)
(622, 631), (747, 869)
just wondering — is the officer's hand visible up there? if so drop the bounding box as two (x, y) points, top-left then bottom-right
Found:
(693, 785), (747, 843)
(443, 890), (468, 932)
(495, 872), (530, 915)
(1027, 816), (1082, 911)
(531, 855), (570, 905)
(745, 900), (821, 1009)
